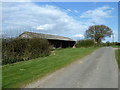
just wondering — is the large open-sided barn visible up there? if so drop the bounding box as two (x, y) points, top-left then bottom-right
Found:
(18, 31), (76, 48)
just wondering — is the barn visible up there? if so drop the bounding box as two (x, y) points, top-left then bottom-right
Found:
(18, 31), (76, 48)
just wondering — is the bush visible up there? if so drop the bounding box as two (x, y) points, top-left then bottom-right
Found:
(24, 38), (50, 60)
(75, 39), (94, 48)
(101, 42), (120, 46)
(2, 38), (50, 65)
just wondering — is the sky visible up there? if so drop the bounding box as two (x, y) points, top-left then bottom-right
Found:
(2, 2), (118, 42)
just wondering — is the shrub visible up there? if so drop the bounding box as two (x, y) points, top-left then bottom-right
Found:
(101, 41), (119, 46)
(24, 38), (50, 60)
(75, 39), (94, 48)
(2, 38), (50, 65)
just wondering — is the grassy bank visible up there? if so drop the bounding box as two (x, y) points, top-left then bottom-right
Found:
(112, 45), (120, 48)
(3, 47), (99, 88)
(115, 49), (120, 68)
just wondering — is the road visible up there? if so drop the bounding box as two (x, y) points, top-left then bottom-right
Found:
(25, 47), (118, 88)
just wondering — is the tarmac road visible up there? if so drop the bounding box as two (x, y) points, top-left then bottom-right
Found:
(25, 47), (118, 88)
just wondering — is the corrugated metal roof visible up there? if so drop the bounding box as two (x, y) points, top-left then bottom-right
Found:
(18, 31), (75, 41)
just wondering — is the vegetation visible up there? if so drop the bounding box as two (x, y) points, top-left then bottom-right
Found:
(75, 39), (120, 48)
(101, 41), (120, 47)
(115, 49), (120, 69)
(2, 47), (99, 88)
(85, 25), (112, 44)
(75, 39), (94, 48)
(112, 45), (120, 48)
(2, 38), (50, 65)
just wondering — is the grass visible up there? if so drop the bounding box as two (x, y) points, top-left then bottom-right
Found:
(115, 49), (120, 69)
(2, 47), (99, 88)
(112, 45), (120, 48)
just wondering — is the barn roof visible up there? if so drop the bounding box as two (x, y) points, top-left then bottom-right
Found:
(18, 31), (75, 41)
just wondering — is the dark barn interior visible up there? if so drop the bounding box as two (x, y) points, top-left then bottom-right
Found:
(18, 31), (76, 48)
(48, 39), (75, 48)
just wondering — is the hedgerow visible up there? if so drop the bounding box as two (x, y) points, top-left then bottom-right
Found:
(2, 38), (50, 65)
(75, 39), (94, 48)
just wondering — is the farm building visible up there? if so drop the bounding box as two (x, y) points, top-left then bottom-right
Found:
(18, 31), (76, 48)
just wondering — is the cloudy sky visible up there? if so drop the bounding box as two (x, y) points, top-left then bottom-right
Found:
(2, 2), (118, 42)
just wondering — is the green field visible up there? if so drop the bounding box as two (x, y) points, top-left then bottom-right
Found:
(115, 49), (120, 68)
(2, 47), (99, 88)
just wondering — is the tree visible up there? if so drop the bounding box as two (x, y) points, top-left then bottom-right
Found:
(85, 25), (112, 44)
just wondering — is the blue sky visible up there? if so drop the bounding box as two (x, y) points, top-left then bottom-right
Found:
(2, 2), (118, 42)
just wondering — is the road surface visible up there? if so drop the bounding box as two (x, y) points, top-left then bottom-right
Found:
(25, 47), (118, 88)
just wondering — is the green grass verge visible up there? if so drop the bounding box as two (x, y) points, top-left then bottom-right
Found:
(112, 45), (120, 48)
(2, 47), (99, 88)
(115, 49), (120, 69)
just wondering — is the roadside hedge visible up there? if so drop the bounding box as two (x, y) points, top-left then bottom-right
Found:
(75, 39), (94, 48)
(2, 38), (50, 65)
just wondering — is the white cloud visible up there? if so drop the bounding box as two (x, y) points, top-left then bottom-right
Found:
(35, 24), (55, 30)
(71, 34), (84, 38)
(74, 10), (78, 13)
(71, 34), (84, 40)
(67, 9), (71, 12)
(80, 6), (114, 24)
(2, 2), (88, 38)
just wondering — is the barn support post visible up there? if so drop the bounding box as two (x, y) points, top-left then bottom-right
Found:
(60, 41), (62, 48)
(68, 41), (70, 47)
